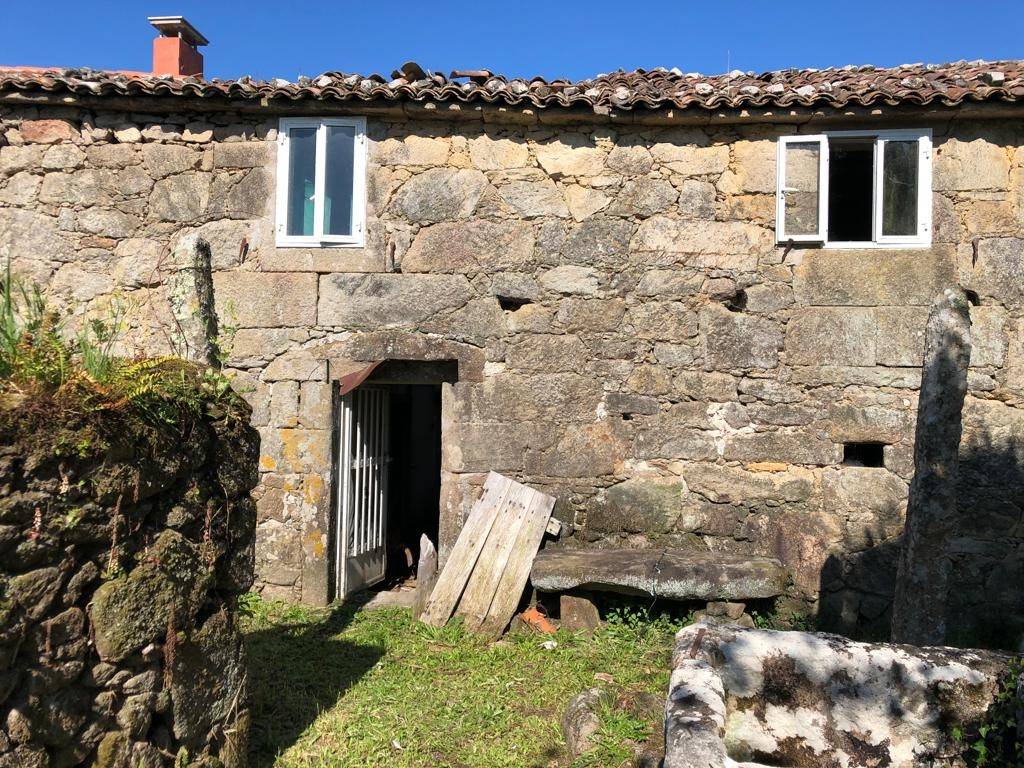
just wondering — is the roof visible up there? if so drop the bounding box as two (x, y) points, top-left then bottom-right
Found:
(1, 59), (1022, 114)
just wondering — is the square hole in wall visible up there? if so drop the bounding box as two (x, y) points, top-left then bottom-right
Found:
(842, 442), (885, 468)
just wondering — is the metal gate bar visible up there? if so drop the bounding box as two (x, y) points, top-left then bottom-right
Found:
(335, 386), (390, 599)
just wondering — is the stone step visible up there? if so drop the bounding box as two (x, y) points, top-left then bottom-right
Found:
(530, 547), (788, 601)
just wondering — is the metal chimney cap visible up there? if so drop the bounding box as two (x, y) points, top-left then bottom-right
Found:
(147, 16), (209, 47)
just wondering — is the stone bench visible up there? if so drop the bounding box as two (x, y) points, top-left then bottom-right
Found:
(530, 547), (789, 629)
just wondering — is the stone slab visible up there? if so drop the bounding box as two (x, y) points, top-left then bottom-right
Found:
(530, 548), (788, 601)
(793, 247), (957, 306)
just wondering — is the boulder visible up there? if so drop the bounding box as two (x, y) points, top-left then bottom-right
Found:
(559, 593), (602, 635)
(562, 687), (610, 757)
(665, 623), (1010, 768)
(391, 168), (488, 223)
(531, 548), (788, 601)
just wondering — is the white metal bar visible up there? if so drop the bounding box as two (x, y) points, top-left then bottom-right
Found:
(367, 389), (376, 555)
(363, 390), (372, 555)
(380, 392), (390, 551)
(337, 393), (353, 599)
(377, 389), (385, 550)
(872, 137), (883, 244)
(368, 387), (376, 557)
(354, 390), (364, 556)
(334, 396), (343, 599)
(378, 389), (385, 551)
(366, 390), (372, 555)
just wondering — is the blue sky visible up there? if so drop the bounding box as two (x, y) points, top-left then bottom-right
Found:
(2, 1), (1022, 82)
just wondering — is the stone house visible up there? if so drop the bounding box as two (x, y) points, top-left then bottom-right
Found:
(1, 18), (1022, 643)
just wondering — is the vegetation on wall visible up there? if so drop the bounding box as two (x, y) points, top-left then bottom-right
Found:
(952, 657), (1023, 767)
(1, 262), (237, 453)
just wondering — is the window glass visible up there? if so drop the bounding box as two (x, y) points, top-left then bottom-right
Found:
(324, 125), (356, 237)
(882, 140), (919, 237)
(783, 142), (821, 236)
(286, 127), (317, 237)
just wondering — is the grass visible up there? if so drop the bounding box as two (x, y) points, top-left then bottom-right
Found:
(240, 594), (684, 768)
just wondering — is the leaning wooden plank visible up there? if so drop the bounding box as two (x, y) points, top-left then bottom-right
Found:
(455, 482), (535, 631)
(478, 487), (556, 639)
(420, 472), (513, 627)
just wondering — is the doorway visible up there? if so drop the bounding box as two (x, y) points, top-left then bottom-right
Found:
(333, 360), (454, 601)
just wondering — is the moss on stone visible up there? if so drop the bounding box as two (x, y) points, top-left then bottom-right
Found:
(91, 530), (211, 662)
(93, 730), (129, 768)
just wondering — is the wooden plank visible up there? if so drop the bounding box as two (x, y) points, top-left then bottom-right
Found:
(478, 487), (556, 639)
(419, 472), (513, 627)
(455, 483), (535, 631)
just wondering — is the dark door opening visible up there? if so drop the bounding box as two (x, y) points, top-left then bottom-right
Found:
(382, 383), (442, 583)
(334, 359), (454, 601)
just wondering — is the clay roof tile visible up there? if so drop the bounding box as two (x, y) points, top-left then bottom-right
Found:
(1, 59), (1021, 114)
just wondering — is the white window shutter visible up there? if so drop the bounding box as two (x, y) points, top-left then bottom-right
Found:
(776, 135), (829, 243)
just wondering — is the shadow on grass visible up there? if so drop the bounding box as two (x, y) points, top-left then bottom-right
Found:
(245, 595), (382, 767)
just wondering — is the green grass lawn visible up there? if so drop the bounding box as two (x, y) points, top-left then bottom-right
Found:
(240, 594), (684, 768)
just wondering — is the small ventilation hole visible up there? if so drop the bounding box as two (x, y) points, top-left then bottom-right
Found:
(725, 289), (747, 313)
(497, 296), (531, 312)
(843, 443), (885, 468)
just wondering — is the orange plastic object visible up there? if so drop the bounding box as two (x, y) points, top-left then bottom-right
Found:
(520, 606), (557, 634)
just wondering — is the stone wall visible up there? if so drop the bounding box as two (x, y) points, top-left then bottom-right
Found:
(0, 393), (259, 767)
(1, 100), (1022, 638)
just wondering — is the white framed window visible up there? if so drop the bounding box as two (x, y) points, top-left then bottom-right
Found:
(776, 129), (932, 248)
(276, 117), (367, 248)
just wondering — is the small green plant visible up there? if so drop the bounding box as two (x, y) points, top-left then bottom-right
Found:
(61, 507), (85, 529)
(1, 260), (70, 388)
(215, 298), (240, 368)
(750, 608), (816, 631)
(602, 605), (689, 644)
(75, 297), (129, 382)
(952, 657), (1022, 767)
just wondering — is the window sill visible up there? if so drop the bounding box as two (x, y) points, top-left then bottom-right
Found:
(276, 239), (366, 249)
(261, 246), (382, 273)
(824, 240), (931, 250)
(780, 241), (933, 250)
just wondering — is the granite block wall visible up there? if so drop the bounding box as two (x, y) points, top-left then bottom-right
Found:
(1, 101), (1021, 641)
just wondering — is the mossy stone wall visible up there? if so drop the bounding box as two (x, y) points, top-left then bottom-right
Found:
(0, 397), (258, 768)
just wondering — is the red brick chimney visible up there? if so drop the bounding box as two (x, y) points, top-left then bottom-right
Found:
(148, 16), (208, 77)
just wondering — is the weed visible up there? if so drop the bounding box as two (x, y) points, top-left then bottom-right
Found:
(951, 657), (1023, 767)
(571, 704), (651, 768)
(750, 608), (816, 631)
(61, 508), (85, 529)
(603, 604), (688, 644)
